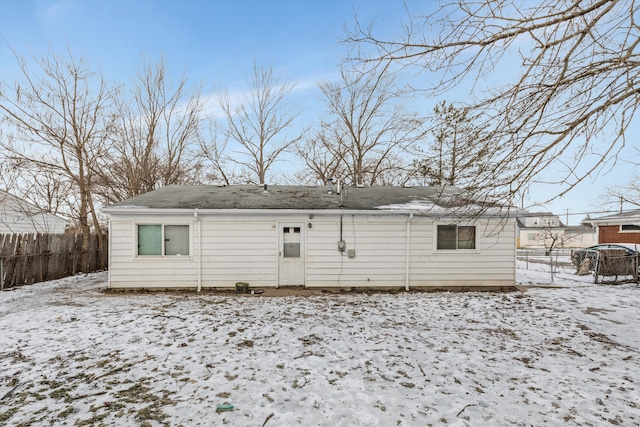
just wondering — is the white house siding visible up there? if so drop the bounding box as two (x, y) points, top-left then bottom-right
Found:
(409, 218), (516, 287)
(108, 215), (199, 289)
(306, 215), (407, 288)
(0, 200), (68, 234)
(108, 211), (516, 289)
(199, 218), (279, 288)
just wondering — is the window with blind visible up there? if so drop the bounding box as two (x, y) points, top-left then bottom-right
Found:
(437, 225), (476, 250)
(137, 224), (190, 256)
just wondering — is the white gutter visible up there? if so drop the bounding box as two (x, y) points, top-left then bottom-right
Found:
(405, 213), (413, 291)
(194, 209), (202, 292)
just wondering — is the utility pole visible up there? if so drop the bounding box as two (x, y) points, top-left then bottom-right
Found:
(565, 209), (569, 226)
(620, 196), (623, 213)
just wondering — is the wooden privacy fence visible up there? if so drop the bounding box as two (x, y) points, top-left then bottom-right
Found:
(0, 233), (108, 290)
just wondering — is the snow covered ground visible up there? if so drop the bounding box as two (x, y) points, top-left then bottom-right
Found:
(1, 258), (638, 426)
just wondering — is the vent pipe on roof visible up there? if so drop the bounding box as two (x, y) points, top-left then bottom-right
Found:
(327, 178), (334, 194)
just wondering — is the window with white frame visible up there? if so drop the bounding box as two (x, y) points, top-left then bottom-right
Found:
(620, 224), (640, 232)
(137, 224), (190, 256)
(437, 225), (476, 250)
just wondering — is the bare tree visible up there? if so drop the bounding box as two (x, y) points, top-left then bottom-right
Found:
(96, 58), (203, 203)
(0, 49), (115, 240)
(605, 178), (640, 209)
(345, 0), (640, 204)
(216, 64), (304, 184)
(310, 67), (427, 186)
(8, 163), (73, 216)
(197, 118), (245, 185)
(296, 122), (350, 185)
(536, 224), (580, 254)
(415, 101), (494, 189)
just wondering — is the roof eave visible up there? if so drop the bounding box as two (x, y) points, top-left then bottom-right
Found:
(103, 206), (515, 219)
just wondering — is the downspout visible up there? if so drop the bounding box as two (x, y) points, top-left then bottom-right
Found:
(194, 209), (202, 292)
(107, 220), (112, 290)
(405, 213), (413, 291)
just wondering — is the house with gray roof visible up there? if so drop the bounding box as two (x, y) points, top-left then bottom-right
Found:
(515, 211), (597, 249)
(103, 184), (516, 290)
(0, 189), (68, 234)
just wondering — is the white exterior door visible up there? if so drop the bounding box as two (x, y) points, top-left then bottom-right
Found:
(279, 223), (304, 286)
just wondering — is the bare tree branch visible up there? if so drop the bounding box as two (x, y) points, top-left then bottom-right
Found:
(0, 48), (115, 240)
(344, 0), (640, 205)
(217, 63), (305, 184)
(307, 67), (427, 186)
(95, 57), (203, 203)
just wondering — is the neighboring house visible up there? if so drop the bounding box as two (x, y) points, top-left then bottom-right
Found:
(516, 212), (596, 249)
(103, 185), (517, 290)
(564, 224), (598, 248)
(589, 209), (640, 245)
(517, 212), (565, 249)
(0, 189), (68, 234)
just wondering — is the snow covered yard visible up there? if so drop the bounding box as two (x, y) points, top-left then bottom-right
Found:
(1, 264), (639, 426)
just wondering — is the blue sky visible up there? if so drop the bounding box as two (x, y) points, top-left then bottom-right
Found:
(1, 0), (637, 224)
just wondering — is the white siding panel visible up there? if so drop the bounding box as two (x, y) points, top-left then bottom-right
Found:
(199, 219), (279, 288)
(306, 217), (407, 287)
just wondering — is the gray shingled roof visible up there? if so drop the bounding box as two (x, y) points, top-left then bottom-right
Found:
(590, 209), (640, 222)
(106, 184), (469, 211)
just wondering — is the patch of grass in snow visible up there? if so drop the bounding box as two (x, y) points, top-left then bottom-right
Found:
(483, 326), (519, 340)
(0, 407), (18, 424)
(97, 382), (173, 426)
(57, 405), (75, 418)
(116, 383), (150, 402)
(0, 350), (29, 364)
(224, 372), (238, 381)
(49, 386), (72, 402)
(137, 403), (170, 427)
(236, 339), (254, 348)
(299, 334), (323, 346)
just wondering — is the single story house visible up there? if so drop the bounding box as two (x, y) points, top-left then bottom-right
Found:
(516, 212), (597, 249)
(103, 185), (516, 290)
(0, 189), (68, 234)
(589, 209), (640, 245)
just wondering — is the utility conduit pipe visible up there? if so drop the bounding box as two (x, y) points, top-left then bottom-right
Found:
(405, 213), (413, 291)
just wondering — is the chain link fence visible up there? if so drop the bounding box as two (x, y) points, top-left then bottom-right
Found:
(517, 248), (639, 284)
